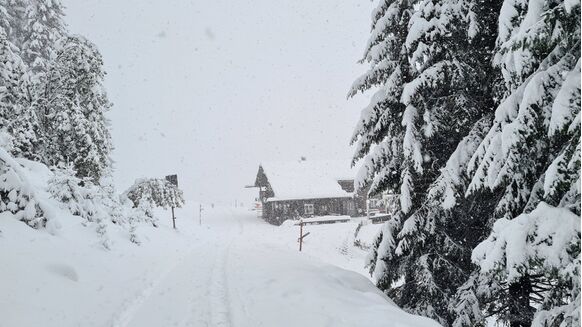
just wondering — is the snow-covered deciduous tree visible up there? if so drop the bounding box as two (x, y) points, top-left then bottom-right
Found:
(124, 178), (185, 227)
(40, 35), (113, 184)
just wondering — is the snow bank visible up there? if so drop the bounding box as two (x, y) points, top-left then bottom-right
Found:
(229, 240), (440, 327)
(274, 217), (382, 277)
(0, 205), (199, 327)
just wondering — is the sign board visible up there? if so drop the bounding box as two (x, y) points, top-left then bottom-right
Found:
(165, 174), (178, 187)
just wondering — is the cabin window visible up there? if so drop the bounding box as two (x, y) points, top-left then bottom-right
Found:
(347, 201), (354, 211)
(304, 203), (314, 215)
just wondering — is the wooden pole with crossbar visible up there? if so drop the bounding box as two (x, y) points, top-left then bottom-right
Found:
(299, 220), (303, 251)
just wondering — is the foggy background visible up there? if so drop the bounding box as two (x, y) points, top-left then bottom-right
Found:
(62, 0), (373, 207)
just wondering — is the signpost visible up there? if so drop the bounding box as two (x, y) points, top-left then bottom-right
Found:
(165, 174), (178, 187)
(297, 219), (310, 251)
(165, 174), (178, 229)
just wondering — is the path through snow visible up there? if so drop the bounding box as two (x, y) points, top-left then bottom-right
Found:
(0, 207), (440, 327)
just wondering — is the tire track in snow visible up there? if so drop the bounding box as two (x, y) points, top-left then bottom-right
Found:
(109, 250), (193, 327)
(224, 218), (254, 326)
(208, 234), (234, 326)
(180, 212), (242, 327)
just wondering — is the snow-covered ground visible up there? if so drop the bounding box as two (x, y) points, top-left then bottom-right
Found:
(0, 205), (439, 327)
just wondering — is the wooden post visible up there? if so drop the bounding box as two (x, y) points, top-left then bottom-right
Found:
(171, 206), (176, 229)
(165, 174), (179, 229)
(299, 219), (303, 252)
(199, 204), (203, 225)
(297, 219), (311, 252)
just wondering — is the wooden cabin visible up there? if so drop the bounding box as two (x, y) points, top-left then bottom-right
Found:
(253, 159), (371, 225)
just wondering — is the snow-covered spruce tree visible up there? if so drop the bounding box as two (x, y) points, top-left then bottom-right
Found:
(463, 0), (581, 324)
(0, 27), (41, 161)
(0, 27), (25, 130)
(0, 0), (28, 45)
(348, 0), (414, 200)
(349, 0), (416, 307)
(351, 0), (502, 323)
(19, 0), (66, 78)
(39, 35), (113, 184)
(124, 178), (185, 227)
(473, 203), (580, 327)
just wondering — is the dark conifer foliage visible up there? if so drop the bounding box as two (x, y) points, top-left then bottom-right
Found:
(352, 0), (580, 324)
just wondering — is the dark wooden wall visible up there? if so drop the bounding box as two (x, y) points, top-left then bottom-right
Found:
(263, 197), (356, 225)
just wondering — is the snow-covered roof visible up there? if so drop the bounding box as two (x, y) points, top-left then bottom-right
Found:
(259, 160), (356, 202)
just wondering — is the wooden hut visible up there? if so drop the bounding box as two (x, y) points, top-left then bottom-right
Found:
(253, 159), (370, 225)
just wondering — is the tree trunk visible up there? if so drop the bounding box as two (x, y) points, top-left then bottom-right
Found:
(508, 275), (534, 327)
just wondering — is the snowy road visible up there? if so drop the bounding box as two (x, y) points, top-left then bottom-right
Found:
(106, 210), (438, 327)
(111, 211), (243, 327)
(1, 208), (440, 327)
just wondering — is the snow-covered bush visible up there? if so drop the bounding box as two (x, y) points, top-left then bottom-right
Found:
(48, 164), (118, 248)
(124, 178), (185, 227)
(48, 165), (153, 248)
(123, 200), (143, 245)
(0, 149), (43, 228)
(48, 164), (100, 222)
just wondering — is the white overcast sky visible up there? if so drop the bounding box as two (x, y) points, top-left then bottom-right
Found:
(62, 0), (374, 206)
